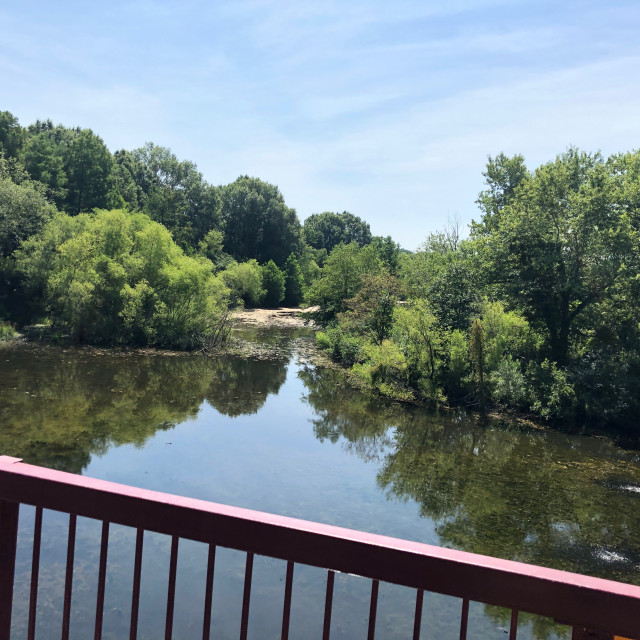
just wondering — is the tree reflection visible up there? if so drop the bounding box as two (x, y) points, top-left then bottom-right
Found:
(300, 365), (640, 586)
(0, 348), (288, 472)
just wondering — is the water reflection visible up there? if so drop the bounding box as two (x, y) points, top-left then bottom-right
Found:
(0, 347), (288, 472)
(2, 336), (640, 640)
(299, 366), (640, 586)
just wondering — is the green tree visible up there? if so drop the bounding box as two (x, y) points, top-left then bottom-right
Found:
(16, 209), (229, 348)
(220, 260), (264, 307)
(220, 176), (302, 265)
(283, 253), (304, 306)
(0, 111), (25, 159)
(474, 152), (529, 234)
(0, 176), (56, 260)
(339, 274), (400, 344)
(307, 242), (383, 324)
(476, 148), (637, 364)
(261, 260), (285, 307)
(63, 129), (114, 214)
(303, 211), (372, 253)
(132, 143), (221, 249)
(22, 132), (67, 206)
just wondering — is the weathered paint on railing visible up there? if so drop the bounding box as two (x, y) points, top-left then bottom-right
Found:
(1, 455), (639, 640)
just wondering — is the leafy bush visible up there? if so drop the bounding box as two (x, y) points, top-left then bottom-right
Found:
(0, 320), (18, 341)
(16, 209), (229, 349)
(220, 260), (264, 307)
(261, 260), (285, 307)
(315, 331), (332, 350)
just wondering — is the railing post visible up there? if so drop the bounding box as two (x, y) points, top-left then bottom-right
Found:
(0, 498), (20, 638)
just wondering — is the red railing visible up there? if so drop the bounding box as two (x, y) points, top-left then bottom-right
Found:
(0, 455), (639, 640)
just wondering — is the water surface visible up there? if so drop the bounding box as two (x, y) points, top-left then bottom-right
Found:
(2, 329), (639, 639)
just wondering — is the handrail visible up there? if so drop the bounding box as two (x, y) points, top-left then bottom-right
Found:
(1, 455), (639, 639)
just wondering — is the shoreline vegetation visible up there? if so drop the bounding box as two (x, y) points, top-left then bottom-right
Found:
(1, 110), (639, 436)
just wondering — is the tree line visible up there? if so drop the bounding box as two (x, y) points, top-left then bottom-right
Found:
(310, 149), (640, 436)
(0, 110), (389, 347)
(2, 110), (639, 433)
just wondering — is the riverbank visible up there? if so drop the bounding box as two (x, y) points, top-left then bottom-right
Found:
(230, 306), (317, 328)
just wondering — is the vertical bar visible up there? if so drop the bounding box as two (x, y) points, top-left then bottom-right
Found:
(0, 499), (19, 639)
(165, 535), (179, 640)
(509, 609), (519, 640)
(28, 506), (43, 640)
(240, 552), (254, 640)
(367, 579), (379, 640)
(61, 513), (77, 640)
(322, 570), (335, 640)
(94, 521), (110, 640)
(281, 561), (294, 640)
(129, 528), (144, 640)
(202, 544), (216, 640)
(459, 598), (469, 640)
(412, 589), (424, 640)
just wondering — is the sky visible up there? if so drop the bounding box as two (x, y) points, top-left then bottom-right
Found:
(2, 0), (640, 249)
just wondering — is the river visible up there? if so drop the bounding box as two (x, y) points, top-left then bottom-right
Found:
(1, 327), (639, 639)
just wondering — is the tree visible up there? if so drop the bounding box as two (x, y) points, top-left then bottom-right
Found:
(476, 148), (637, 364)
(370, 235), (401, 274)
(220, 260), (264, 307)
(0, 176), (56, 260)
(307, 242), (383, 324)
(63, 129), (114, 214)
(22, 132), (67, 206)
(132, 143), (221, 249)
(16, 209), (229, 348)
(283, 253), (304, 306)
(261, 260), (285, 307)
(220, 176), (302, 265)
(303, 211), (372, 253)
(0, 111), (25, 159)
(339, 274), (400, 344)
(474, 152), (529, 235)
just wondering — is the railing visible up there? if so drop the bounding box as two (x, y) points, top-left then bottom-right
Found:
(0, 455), (639, 640)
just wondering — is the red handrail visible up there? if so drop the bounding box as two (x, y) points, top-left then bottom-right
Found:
(1, 455), (639, 640)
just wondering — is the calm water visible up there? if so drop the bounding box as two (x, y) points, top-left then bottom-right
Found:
(1, 328), (640, 639)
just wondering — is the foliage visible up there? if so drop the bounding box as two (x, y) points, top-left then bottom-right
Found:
(0, 111), (25, 159)
(63, 129), (115, 214)
(352, 340), (413, 401)
(306, 242), (383, 324)
(0, 320), (18, 341)
(338, 275), (400, 344)
(303, 211), (372, 253)
(16, 209), (229, 349)
(0, 175), (56, 259)
(261, 260), (286, 307)
(475, 148), (637, 364)
(283, 253), (304, 306)
(220, 176), (302, 265)
(220, 259), (264, 308)
(132, 143), (221, 249)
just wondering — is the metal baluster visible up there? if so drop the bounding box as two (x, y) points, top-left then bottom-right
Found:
(322, 570), (335, 640)
(61, 514), (77, 640)
(412, 589), (424, 640)
(202, 544), (216, 640)
(509, 610), (519, 640)
(27, 506), (43, 640)
(129, 528), (144, 640)
(240, 552), (254, 640)
(459, 599), (469, 640)
(281, 561), (294, 640)
(165, 535), (179, 640)
(0, 499), (19, 639)
(367, 579), (379, 640)
(94, 521), (110, 640)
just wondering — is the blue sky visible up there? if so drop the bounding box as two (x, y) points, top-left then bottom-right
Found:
(2, 0), (639, 249)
